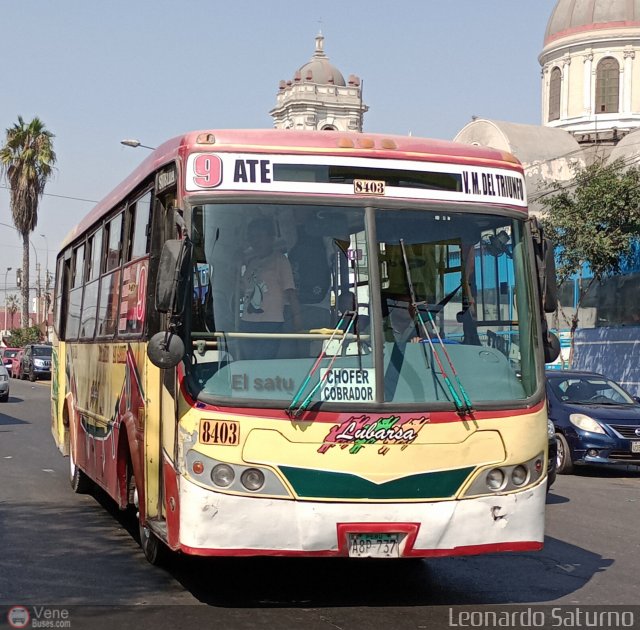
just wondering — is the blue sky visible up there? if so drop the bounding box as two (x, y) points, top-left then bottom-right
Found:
(0, 0), (556, 295)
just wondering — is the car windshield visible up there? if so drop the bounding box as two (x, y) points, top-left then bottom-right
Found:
(548, 375), (636, 405)
(185, 201), (540, 410)
(3, 350), (17, 358)
(33, 347), (52, 357)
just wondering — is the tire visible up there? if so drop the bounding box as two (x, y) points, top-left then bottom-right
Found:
(139, 519), (166, 566)
(69, 446), (91, 493)
(132, 481), (167, 566)
(29, 369), (36, 382)
(0, 393), (8, 402)
(555, 432), (575, 475)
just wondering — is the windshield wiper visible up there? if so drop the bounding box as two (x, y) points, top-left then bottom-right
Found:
(399, 239), (473, 415)
(286, 312), (356, 419)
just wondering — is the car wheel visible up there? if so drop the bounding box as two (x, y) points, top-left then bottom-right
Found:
(29, 370), (36, 382)
(0, 393), (8, 402)
(69, 447), (91, 493)
(555, 432), (574, 475)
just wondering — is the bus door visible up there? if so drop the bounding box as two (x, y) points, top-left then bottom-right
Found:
(52, 250), (73, 454)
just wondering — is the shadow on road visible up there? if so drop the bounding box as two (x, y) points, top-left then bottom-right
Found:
(573, 464), (640, 479)
(0, 481), (616, 608)
(0, 405), (29, 426)
(545, 491), (570, 505)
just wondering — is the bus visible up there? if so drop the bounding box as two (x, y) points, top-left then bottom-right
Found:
(51, 129), (558, 563)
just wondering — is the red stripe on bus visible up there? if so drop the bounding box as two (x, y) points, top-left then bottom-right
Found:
(178, 540), (543, 558)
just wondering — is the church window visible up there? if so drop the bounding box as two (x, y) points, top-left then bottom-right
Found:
(596, 57), (620, 113)
(548, 67), (561, 122)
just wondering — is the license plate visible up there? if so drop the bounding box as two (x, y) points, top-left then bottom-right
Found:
(348, 533), (400, 558)
(631, 442), (640, 453)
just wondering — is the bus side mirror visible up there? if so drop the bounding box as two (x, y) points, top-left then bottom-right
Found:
(156, 240), (183, 313)
(530, 218), (558, 314)
(156, 238), (192, 314)
(543, 331), (561, 364)
(148, 331), (185, 369)
(542, 237), (558, 313)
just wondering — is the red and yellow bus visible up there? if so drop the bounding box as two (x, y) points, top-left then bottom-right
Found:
(51, 129), (558, 563)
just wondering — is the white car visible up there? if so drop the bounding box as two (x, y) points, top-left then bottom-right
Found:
(0, 364), (9, 402)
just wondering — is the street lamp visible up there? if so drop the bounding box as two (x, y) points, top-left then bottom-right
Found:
(121, 139), (156, 150)
(0, 222), (39, 325)
(40, 234), (49, 321)
(40, 233), (49, 288)
(4, 267), (12, 332)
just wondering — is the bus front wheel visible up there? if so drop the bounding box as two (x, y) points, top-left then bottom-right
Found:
(139, 521), (166, 565)
(132, 485), (167, 566)
(69, 447), (91, 493)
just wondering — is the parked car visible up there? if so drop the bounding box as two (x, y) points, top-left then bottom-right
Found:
(1, 347), (20, 371)
(10, 349), (23, 378)
(546, 370), (640, 473)
(20, 344), (53, 381)
(0, 364), (10, 401)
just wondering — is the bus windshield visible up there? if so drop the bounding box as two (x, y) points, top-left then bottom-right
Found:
(187, 202), (539, 408)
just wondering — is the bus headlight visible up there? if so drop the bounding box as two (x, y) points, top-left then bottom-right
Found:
(186, 450), (291, 497)
(463, 453), (545, 497)
(486, 469), (505, 491)
(211, 464), (235, 488)
(241, 468), (265, 491)
(511, 465), (529, 486)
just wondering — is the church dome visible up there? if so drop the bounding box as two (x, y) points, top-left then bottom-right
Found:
(294, 34), (346, 86)
(545, 0), (640, 46)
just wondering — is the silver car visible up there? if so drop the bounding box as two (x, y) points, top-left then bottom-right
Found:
(0, 364), (9, 402)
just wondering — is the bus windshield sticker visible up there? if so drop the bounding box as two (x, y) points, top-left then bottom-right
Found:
(199, 419), (240, 446)
(319, 368), (374, 403)
(318, 414), (429, 455)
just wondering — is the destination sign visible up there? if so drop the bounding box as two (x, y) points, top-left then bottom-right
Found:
(184, 153), (527, 208)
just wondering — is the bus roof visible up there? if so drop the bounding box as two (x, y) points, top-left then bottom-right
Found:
(60, 128), (523, 252)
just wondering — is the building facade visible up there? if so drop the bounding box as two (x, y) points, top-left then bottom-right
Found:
(270, 34), (368, 132)
(454, 0), (640, 392)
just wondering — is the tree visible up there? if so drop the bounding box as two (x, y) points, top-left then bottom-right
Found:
(6, 293), (19, 328)
(6, 325), (42, 348)
(0, 116), (56, 327)
(539, 157), (640, 359)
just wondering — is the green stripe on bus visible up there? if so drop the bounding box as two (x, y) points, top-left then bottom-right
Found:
(278, 466), (475, 500)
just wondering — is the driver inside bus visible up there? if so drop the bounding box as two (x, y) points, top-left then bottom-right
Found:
(240, 217), (302, 359)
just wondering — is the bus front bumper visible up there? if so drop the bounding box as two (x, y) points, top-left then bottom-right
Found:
(176, 476), (546, 557)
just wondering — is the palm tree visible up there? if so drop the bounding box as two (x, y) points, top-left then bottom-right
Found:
(0, 116), (56, 326)
(6, 294), (19, 329)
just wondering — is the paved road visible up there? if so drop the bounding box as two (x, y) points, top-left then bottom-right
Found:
(1, 377), (639, 629)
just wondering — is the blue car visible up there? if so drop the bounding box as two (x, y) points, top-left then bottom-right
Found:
(546, 370), (640, 474)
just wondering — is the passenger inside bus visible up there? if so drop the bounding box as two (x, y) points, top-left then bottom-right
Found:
(239, 217), (302, 359)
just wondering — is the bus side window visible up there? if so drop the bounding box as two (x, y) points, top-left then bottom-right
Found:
(79, 228), (103, 340)
(96, 212), (123, 338)
(54, 252), (72, 340)
(128, 190), (152, 261)
(65, 243), (85, 341)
